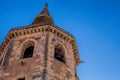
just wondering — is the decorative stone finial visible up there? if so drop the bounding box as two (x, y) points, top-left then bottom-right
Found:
(45, 3), (48, 9)
(32, 3), (53, 25)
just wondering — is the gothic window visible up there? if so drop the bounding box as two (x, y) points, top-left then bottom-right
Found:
(23, 46), (34, 58)
(54, 44), (65, 63)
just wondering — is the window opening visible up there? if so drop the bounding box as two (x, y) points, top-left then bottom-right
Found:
(54, 47), (65, 63)
(23, 46), (34, 58)
(18, 77), (25, 80)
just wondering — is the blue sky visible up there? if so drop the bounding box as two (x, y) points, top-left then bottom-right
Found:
(0, 0), (120, 80)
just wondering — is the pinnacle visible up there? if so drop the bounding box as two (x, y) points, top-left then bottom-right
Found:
(40, 3), (50, 15)
(32, 3), (53, 25)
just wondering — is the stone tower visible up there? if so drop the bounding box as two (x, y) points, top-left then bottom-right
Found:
(0, 4), (80, 80)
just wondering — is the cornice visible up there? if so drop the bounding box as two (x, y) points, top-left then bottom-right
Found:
(0, 24), (80, 66)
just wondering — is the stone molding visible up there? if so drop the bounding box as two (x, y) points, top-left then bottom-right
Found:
(0, 24), (80, 66)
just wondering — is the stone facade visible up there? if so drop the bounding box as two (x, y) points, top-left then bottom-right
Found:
(0, 4), (80, 80)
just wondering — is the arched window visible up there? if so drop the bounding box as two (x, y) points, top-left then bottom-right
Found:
(21, 41), (35, 59)
(54, 44), (65, 63)
(23, 46), (34, 58)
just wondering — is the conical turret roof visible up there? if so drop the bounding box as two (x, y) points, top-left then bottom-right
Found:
(40, 3), (50, 15)
(32, 3), (53, 25)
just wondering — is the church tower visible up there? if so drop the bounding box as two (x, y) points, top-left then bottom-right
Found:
(0, 4), (80, 80)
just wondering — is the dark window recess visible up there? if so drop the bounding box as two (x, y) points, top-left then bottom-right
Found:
(54, 47), (65, 63)
(18, 77), (25, 80)
(23, 46), (34, 58)
(75, 73), (77, 77)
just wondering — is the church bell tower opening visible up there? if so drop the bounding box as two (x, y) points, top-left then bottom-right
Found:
(23, 46), (34, 58)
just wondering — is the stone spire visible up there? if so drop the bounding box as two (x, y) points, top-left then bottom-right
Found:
(40, 3), (50, 15)
(32, 3), (53, 25)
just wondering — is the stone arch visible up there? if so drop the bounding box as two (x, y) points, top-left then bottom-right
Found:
(54, 43), (66, 63)
(20, 39), (36, 59)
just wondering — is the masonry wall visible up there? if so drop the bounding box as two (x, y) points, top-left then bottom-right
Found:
(0, 25), (79, 80)
(46, 32), (78, 80)
(0, 32), (47, 80)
